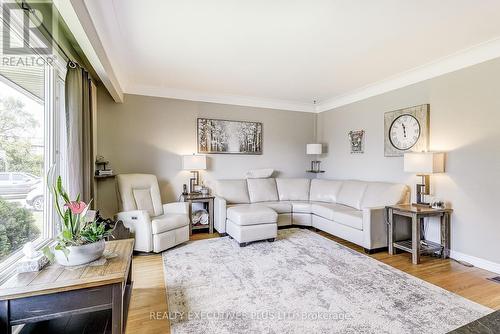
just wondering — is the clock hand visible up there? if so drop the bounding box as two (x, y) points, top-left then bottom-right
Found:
(402, 124), (407, 138)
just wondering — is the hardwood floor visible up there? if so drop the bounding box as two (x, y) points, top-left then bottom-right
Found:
(125, 232), (219, 334)
(126, 229), (500, 334)
(126, 254), (169, 334)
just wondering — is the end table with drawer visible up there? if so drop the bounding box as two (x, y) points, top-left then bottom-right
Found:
(0, 239), (134, 334)
(386, 204), (453, 264)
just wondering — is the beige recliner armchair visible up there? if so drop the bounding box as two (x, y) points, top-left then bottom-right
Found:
(116, 174), (189, 252)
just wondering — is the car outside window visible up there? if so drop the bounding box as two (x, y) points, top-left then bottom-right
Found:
(12, 174), (26, 181)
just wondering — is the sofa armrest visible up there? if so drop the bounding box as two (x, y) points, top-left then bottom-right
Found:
(163, 202), (189, 215)
(116, 210), (153, 252)
(214, 197), (227, 233)
(362, 206), (388, 250)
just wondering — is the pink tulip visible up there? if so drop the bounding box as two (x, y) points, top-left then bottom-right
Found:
(64, 201), (87, 214)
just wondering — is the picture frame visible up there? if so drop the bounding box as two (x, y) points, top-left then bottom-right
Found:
(348, 130), (365, 154)
(197, 118), (263, 155)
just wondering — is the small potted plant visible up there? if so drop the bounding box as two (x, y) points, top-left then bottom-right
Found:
(44, 176), (111, 266)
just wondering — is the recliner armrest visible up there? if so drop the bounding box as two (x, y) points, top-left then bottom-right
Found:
(116, 209), (151, 221)
(116, 210), (153, 252)
(163, 202), (189, 215)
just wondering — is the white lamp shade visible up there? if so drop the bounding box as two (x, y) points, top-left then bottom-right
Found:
(404, 152), (444, 174)
(306, 144), (322, 155)
(182, 155), (207, 170)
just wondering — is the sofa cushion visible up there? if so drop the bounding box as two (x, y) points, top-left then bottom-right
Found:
(227, 205), (278, 226)
(311, 202), (353, 221)
(336, 180), (368, 210)
(309, 179), (343, 203)
(245, 168), (274, 179)
(332, 209), (363, 231)
(247, 178), (279, 202)
(258, 201), (292, 214)
(276, 178), (311, 201)
(311, 202), (363, 230)
(151, 213), (189, 234)
(215, 179), (250, 204)
(361, 182), (409, 208)
(290, 201), (312, 213)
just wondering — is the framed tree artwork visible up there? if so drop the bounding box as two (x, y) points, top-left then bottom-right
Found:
(197, 118), (263, 154)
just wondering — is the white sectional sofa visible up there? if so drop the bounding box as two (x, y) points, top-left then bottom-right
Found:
(214, 178), (410, 251)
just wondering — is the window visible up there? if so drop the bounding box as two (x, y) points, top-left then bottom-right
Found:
(0, 2), (66, 276)
(0, 74), (45, 263)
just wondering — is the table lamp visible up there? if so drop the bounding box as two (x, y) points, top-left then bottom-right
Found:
(182, 154), (207, 193)
(307, 144), (323, 172)
(404, 152), (444, 206)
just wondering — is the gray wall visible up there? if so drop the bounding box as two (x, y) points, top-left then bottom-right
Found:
(317, 57), (500, 265)
(96, 90), (315, 217)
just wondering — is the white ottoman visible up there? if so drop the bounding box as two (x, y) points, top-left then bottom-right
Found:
(226, 205), (278, 247)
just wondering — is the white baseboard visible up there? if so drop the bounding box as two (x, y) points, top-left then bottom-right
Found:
(450, 250), (500, 275)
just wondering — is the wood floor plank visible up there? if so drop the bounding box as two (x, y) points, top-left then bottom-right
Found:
(126, 254), (170, 334)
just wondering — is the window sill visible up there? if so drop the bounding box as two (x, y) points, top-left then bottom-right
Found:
(0, 237), (53, 284)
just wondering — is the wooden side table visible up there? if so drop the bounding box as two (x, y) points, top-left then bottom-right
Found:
(387, 204), (452, 264)
(181, 194), (214, 234)
(0, 239), (134, 334)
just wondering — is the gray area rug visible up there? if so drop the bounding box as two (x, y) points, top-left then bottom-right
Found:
(162, 228), (491, 334)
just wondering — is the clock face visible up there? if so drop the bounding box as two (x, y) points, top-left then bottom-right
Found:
(389, 114), (421, 150)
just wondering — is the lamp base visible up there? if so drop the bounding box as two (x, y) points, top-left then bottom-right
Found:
(189, 170), (199, 193)
(415, 174), (430, 206)
(310, 160), (321, 173)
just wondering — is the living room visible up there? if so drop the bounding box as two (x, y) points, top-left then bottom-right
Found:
(0, 1), (499, 333)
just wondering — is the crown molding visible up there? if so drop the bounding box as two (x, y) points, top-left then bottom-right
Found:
(126, 84), (316, 113)
(54, 0), (124, 103)
(315, 37), (500, 113)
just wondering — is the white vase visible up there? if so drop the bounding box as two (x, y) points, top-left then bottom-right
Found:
(54, 239), (105, 266)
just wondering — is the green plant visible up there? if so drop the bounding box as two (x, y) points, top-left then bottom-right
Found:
(0, 96), (43, 176)
(80, 219), (108, 244)
(43, 174), (110, 261)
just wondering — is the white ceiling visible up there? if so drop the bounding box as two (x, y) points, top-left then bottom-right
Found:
(83, 0), (500, 112)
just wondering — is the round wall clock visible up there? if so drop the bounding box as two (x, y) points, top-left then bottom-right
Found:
(384, 104), (429, 157)
(389, 114), (421, 150)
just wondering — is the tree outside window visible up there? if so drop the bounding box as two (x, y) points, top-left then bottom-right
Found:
(0, 79), (44, 262)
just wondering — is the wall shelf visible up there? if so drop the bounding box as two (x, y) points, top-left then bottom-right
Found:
(95, 161), (109, 165)
(94, 174), (115, 180)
